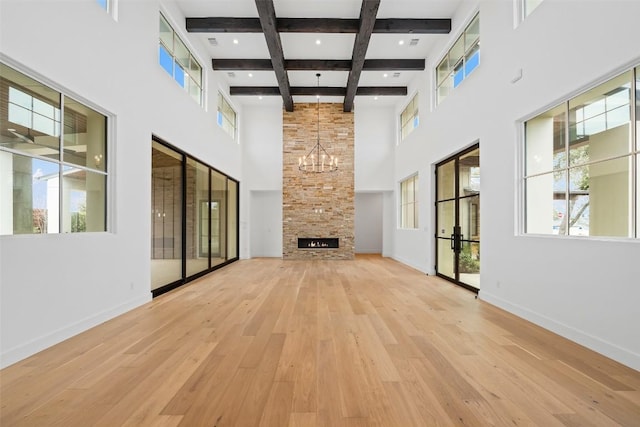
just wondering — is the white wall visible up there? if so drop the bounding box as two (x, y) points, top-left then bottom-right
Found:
(249, 191), (283, 257)
(0, 0), (241, 367)
(354, 192), (383, 253)
(393, 0), (640, 369)
(354, 104), (395, 191)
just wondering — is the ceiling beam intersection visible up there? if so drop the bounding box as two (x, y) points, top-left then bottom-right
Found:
(254, 0), (294, 111)
(343, 0), (381, 112)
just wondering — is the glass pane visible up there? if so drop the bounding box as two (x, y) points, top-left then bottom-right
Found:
(436, 200), (455, 238)
(569, 71), (632, 166)
(174, 36), (190, 70)
(96, 0), (108, 11)
(464, 15), (480, 50)
(437, 82), (450, 105)
(189, 56), (202, 85)
(159, 44), (173, 76)
(436, 56), (450, 85)
(460, 195), (480, 241)
(211, 170), (227, 266)
(186, 158), (210, 277)
(0, 152), (59, 235)
(464, 44), (480, 78)
(2, 64), (61, 161)
(227, 179), (238, 259)
(459, 148), (480, 195)
(459, 241), (480, 289)
(526, 172), (563, 235)
(62, 97), (107, 172)
(61, 167), (106, 233)
(437, 238), (454, 279)
(437, 159), (455, 200)
(569, 157), (631, 238)
(151, 141), (183, 290)
(174, 61), (185, 88)
(189, 80), (201, 104)
(525, 104), (566, 175)
(450, 36), (464, 66)
(159, 14), (173, 53)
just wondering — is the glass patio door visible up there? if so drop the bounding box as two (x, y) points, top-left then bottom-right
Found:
(435, 145), (480, 291)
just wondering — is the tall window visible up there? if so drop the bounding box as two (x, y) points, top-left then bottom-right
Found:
(217, 92), (237, 140)
(436, 14), (480, 104)
(401, 94), (419, 140)
(0, 63), (108, 235)
(524, 66), (639, 238)
(400, 175), (419, 229)
(159, 13), (203, 105)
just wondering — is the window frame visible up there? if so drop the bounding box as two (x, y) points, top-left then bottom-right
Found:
(436, 13), (480, 105)
(217, 92), (237, 141)
(520, 64), (639, 240)
(159, 12), (203, 105)
(0, 60), (112, 236)
(400, 174), (419, 229)
(400, 93), (419, 141)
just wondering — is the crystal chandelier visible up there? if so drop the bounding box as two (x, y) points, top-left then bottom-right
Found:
(298, 74), (338, 173)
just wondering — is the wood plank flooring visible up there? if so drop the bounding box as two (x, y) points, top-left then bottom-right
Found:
(1, 255), (639, 426)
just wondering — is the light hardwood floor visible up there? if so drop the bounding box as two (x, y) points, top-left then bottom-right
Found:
(1, 255), (639, 426)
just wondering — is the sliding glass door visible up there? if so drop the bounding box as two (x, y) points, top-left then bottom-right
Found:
(151, 138), (239, 296)
(435, 145), (480, 291)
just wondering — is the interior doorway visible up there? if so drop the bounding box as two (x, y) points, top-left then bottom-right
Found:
(435, 144), (480, 292)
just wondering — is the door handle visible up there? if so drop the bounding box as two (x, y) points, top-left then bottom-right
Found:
(450, 234), (455, 250)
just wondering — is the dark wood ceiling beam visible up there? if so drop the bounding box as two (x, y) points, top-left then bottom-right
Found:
(212, 58), (425, 71)
(230, 86), (407, 96)
(286, 60), (351, 71)
(356, 86), (407, 96)
(343, 0), (381, 112)
(186, 17), (451, 34)
(374, 18), (451, 34)
(212, 59), (274, 70)
(254, 0), (293, 111)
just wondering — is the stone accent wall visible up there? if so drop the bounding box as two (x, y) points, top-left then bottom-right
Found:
(283, 103), (355, 260)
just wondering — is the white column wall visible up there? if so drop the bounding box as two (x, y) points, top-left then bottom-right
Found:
(0, 0), (241, 367)
(393, 0), (640, 369)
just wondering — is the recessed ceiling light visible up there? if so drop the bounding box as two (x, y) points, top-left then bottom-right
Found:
(259, 96), (263, 100)
(398, 40), (405, 45)
(374, 96), (378, 101)
(248, 73), (253, 77)
(383, 73), (388, 78)
(233, 39), (239, 44)
(315, 39), (321, 45)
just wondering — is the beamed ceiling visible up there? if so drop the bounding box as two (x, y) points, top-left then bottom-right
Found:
(177, 0), (461, 111)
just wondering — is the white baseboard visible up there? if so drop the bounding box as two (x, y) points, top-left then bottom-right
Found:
(479, 291), (640, 372)
(0, 293), (152, 369)
(391, 255), (429, 274)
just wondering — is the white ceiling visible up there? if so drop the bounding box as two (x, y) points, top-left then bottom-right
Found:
(175, 0), (462, 108)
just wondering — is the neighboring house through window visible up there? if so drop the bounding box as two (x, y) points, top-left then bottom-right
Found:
(0, 63), (108, 235)
(523, 65), (639, 238)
